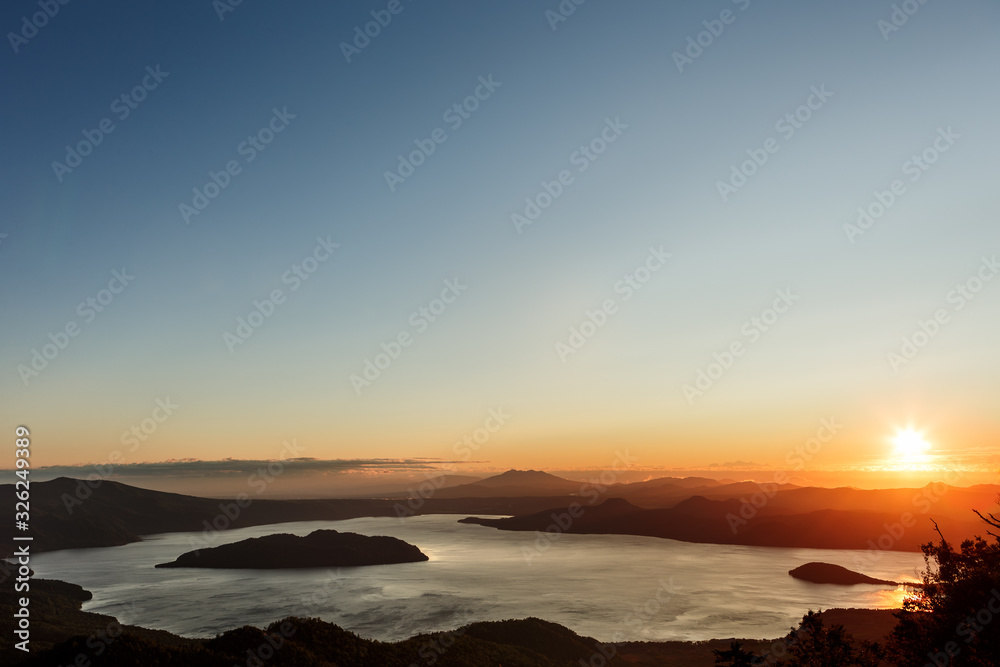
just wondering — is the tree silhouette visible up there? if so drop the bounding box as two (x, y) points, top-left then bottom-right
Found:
(888, 508), (1000, 666)
(771, 610), (883, 667)
(710, 612), (884, 666)
(713, 640), (756, 666)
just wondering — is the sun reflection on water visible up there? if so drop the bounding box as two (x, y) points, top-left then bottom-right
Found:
(871, 584), (923, 609)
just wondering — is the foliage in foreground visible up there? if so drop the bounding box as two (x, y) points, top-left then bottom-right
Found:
(715, 504), (1000, 667)
(712, 612), (883, 666)
(887, 512), (1000, 666)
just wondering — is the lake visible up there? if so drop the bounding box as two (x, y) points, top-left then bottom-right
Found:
(29, 515), (925, 642)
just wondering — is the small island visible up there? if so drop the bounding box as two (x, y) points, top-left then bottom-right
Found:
(789, 562), (898, 586)
(155, 529), (429, 569)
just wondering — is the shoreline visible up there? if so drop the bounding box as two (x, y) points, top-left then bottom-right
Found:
(1, 578), (903, 666)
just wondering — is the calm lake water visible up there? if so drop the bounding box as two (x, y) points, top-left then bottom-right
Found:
(29, 515), (925, 642)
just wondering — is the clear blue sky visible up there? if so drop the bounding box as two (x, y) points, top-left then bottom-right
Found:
(2, 0), (998, 473)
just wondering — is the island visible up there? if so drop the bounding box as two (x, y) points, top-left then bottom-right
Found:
(155, 529), (429, 569)
(788, 562), (898, 586)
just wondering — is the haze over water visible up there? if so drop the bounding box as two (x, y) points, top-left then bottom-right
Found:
(28, 517), (924, 643)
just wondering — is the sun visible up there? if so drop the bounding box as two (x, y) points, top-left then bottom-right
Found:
(892, 428), (932, 462)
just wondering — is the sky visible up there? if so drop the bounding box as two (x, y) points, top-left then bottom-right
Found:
(2, 0), (999, 483)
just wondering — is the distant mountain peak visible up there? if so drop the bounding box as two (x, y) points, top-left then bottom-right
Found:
(477, 469), (570, 486)
(434, 469), (582, 497)
(500, 469), (546, 475)
(593, 497), (641, 513)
